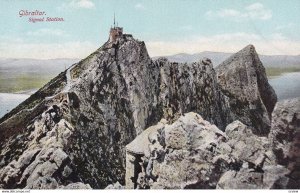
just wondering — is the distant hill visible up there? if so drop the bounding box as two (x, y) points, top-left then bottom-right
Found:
(153, 51), (300, 67)
(0, 58), (80, 75)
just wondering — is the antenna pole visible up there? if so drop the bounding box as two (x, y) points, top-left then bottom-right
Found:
(114, 13), (115, 28)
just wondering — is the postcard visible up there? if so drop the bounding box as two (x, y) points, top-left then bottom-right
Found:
(0, 0), (299, 191)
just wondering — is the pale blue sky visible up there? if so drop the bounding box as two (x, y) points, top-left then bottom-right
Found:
(0, 0), (299, 59)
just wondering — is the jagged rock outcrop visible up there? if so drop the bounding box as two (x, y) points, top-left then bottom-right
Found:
(0, 29), (282, 189)
(153, 57), (229, 128)
(126, 112), (231, 189)
(217, 97), (300, 189)
(216, 45), (277, 135)
(125, 111), (297, 189)
(268, 98), (300, 188)
(0, 100), (84, 189)
(0, 32), (230, 189)
(216, 121), (283, 189)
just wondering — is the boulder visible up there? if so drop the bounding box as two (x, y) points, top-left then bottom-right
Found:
(225, 120), (276, 167)
(217, 165), (289, 189)
(126, 113), (233, 189)
(25, 176), (58, 189)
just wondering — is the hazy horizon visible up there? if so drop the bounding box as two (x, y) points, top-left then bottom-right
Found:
(0, 0), (300, 59)
(0, 47), (300, 61)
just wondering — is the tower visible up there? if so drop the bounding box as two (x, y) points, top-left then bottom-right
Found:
(109, 13), (123, 43)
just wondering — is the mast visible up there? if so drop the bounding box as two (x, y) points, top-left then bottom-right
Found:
(113, 13), (116, 28)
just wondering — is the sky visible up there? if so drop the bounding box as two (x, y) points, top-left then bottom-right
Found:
(0, 0), (299, 59)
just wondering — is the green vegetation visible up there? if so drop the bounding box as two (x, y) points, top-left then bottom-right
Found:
(0, 71), (67, 126)
(266, 67), (300, 78)
(0, 72), (54, 93)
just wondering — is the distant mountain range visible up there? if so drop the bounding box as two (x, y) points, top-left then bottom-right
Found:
(0, 58), (80, 75)
(152, 51), (300, 67)
(1, 52), (299, 74)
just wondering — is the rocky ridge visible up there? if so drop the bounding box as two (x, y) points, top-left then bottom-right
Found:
(125, 113), (278, 189)
(0, 30), (297, 189)
(126, 97), (299, 189)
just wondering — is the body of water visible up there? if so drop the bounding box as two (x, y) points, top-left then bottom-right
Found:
(0, 72), (299, 119)
(268, 72), (300, 101)
(0, 93), (30, 118)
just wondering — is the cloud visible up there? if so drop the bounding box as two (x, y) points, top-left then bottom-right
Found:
(206, 2), (272, 21)
(245, 3), (272, 20)
(60, 0), (95, 10)
(134, 3), (145, 10)
(26, 28), (68, 37)
(145, 32), (300, 57)
(276, 23), (295, 31)
(0, 36), (98, 59)
(1, 32), (299, 60)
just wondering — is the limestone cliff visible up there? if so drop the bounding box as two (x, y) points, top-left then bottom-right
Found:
(0, 30), (288, 189)
(0, 32), (226, 188)
(216, 45), (277, 135)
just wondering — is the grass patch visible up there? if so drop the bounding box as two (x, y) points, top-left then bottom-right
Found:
(266, 67), (300, 77)
(0, 72), (54, 93)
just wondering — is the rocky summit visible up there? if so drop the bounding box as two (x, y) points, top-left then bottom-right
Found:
(216, 45), (277, 135)
(0, 28), (298, 189)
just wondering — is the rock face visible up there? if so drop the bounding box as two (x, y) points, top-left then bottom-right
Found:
(217, 165), (289, 189)
(217, 98), (300, 189)
(0, 31), (229, 189)
(125, 112), (297, 189)
(126, 112), (232, 189)
(0, 28), (287, 189)
(216, 45), (277, 135)
(216, 121), (282, 189)
(269, 98), (300, 188)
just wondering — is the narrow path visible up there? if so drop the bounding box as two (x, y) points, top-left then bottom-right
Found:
(45, 64), (76, 101)
(62, 64), (76, 92)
